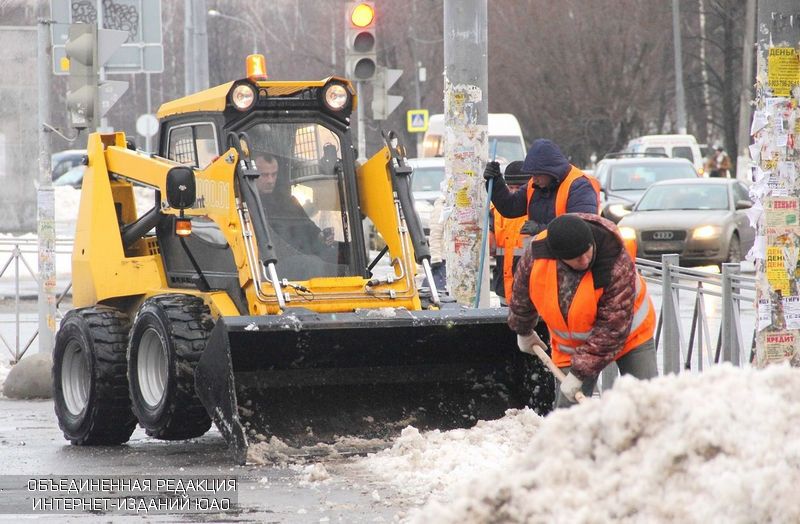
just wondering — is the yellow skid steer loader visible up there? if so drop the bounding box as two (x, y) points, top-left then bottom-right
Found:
(52, 55), (553, 464)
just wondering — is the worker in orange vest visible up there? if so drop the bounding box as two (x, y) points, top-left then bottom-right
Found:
(485, 139), (601, 351)
(510, 213), (657, 407)
(490, 161), (530, 304)
(483, 139), (600, 235)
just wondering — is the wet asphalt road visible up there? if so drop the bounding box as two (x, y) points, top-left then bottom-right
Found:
(0, 397), (402, 523)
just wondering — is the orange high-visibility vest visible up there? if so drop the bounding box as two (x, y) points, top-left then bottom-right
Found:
(528, 233), (655, 368)
(525, 165), (601, 215)
(493, 208), (527, 298)
(623, 238), (638, 261)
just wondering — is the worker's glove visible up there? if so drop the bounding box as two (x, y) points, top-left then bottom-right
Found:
(559, 373), (584, 403)
(517, 331), (545, 355)
(519, 220), (545, 236)
(483, 161), (502, 182)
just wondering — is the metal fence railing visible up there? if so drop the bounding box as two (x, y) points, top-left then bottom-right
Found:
(0, 238), (73, 363)
(602, 253), (757, 389)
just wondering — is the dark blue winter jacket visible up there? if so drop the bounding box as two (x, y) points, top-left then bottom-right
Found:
(490, 139), (598, 226)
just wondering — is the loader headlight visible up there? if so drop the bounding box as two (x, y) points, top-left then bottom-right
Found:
(322, 83), (350, 111)
(230, 82), (257, 111)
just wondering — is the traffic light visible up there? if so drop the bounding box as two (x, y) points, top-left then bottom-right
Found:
(64, 23), (129, 130)
(372, 67), (403, 120)
(344, 1), (377, 82)
(65, 24), (96, 129)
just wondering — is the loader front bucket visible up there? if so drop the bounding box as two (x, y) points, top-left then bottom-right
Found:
(194, 306), (554, 464)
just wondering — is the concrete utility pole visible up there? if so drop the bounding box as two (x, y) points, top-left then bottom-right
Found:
(671, 0), (688, 134)
(736, 0), (758, 180)
(751, 0), (800, 367)
(184, 0), (195, 94)
(192, 0), (209, 92)
(442, 0), (489, 307)
(37, 19), (55, 355)
(184, 0), (209, 95)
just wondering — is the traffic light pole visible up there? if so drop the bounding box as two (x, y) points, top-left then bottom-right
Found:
(356, 81), (367, 162)
(37, 18), (56, 355)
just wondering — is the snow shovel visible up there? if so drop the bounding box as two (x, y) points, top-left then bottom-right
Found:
(525, 342), (588, 404)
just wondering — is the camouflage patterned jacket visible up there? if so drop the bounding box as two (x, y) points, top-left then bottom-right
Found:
(507, 213), (638, 380)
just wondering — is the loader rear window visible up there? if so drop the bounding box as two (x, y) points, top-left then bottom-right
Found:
(167, 123), (218, 169)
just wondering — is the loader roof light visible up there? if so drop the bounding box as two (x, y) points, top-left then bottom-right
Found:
(231, 82), (256, 111)
(175, 218), (192, 237)
(350, 3), (375, 28)
(323, 83), (349, 111)
(246, 54), (268, 81)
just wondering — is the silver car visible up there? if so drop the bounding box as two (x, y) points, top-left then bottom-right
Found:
(618, 178), (755, 267)
(594, 154), (699, 223)
(408, 157), (446, 234)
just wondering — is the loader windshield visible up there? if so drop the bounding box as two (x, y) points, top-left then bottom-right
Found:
(245, 122), (356, 280)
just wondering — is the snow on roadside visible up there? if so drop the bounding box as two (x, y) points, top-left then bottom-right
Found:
(0, 357), (11, 396)
(353, 364), (800, 523)
(350, 408), (544, 505)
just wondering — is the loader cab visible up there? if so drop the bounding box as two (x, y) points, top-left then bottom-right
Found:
(231, 118), (363, 280)
(156, 75), (366, 287)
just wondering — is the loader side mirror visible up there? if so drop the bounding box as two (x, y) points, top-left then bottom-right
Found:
(166, 166), (197, 210)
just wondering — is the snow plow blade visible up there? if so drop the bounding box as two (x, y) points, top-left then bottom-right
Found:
(194, 307), (554, 464)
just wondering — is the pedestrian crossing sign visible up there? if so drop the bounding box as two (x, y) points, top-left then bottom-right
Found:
(407, 109), (429, 133)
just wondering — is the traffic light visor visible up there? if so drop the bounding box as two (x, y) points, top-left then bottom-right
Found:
(350, 3), (374, 27)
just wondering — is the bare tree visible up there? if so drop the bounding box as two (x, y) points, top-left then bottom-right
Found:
(682, 0), (747, 157)
(489, 0), (674, 165)
(3, 0), (749, 173)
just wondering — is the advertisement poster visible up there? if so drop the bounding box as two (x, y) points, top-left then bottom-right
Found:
(765, 197), (798, 228)
(764, 331), (797, 364)
(766, 246), (791, 296)
(767, 47), (800, 97)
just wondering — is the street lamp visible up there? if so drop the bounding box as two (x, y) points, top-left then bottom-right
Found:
(208, 9), (259, 56)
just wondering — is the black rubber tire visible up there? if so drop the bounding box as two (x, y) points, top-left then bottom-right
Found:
(727, 234), (741, 264)
(127, 295), (213, 440)
(52, 307), (136, 445)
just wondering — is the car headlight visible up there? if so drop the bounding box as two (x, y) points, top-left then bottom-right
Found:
(607, 203), (631, 219)
(692, 225), (721, 239)
(619, 226), (637, 241)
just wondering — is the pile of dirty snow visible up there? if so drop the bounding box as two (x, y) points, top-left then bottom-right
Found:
(0, 357), (11, 396)
(354, 364), (800, 523)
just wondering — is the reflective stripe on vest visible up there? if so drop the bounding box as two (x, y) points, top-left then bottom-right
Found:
(549, 276), (652, 343)
(525, 165), (601, 216)
(495, 247), (526, 256)
(529, 253), (655, 367)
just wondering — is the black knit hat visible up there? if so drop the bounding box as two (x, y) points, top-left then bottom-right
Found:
(503, 160), (530, 185)
(546, 215), (594, 259)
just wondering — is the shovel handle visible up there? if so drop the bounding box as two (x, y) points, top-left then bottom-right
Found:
(529, 343), (588, 404)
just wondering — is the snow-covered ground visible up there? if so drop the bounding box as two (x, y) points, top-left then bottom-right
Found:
(349, 364), (800, 523)
(0, 357), (10, 396)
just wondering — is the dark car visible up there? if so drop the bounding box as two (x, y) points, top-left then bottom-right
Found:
(53, 164), (86, 188)
(618, 178), (755, 267)
(594, 153), (700, 222)
(51, 149), (86, 183)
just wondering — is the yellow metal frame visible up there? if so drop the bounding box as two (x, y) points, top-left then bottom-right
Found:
(72, 130), (421, 322)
